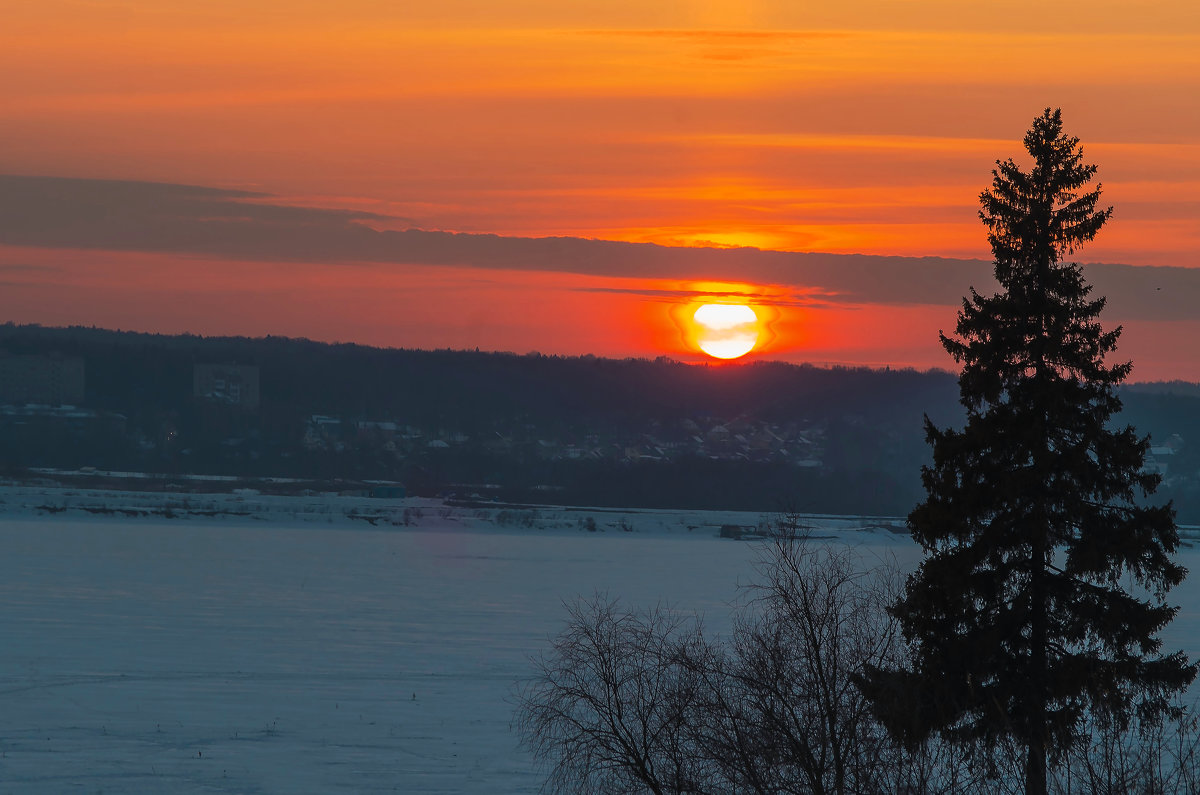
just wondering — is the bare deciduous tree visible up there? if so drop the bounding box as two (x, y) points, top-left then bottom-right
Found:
(515, 538), (981, 794)
(715, 538), (905, 793)
(513, 535), (1200, 794)
(1052, 702), (1200, 795)
(513, 595), (711, 794)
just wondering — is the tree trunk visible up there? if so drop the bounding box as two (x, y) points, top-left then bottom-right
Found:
(1027, 483), (1049, 795)
(1026, 739), (1047, 795)
(1027, 549), (1049, 795)
(1023, 328), (1051, 795)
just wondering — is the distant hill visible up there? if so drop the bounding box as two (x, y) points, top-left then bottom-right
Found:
(1124, 381), (1200, 397)
(1, 322), (1196, 520)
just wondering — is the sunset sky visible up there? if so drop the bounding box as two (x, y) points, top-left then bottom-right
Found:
(2, 1), (1198, 379)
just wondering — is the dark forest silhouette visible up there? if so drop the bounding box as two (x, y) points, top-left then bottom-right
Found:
(2, 322), (1198, 519)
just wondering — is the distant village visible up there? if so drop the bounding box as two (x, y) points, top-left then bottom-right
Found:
(304, 412), (827, 469)
(2, 346), (1197, 519)
(1, 352), (826, 470)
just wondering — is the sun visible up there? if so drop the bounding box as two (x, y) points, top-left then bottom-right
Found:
(693, 303), (759, 360)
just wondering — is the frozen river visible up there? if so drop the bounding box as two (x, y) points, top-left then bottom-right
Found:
(0, 514), (1196, 793)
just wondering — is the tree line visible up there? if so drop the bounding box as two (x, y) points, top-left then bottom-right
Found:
(1, 323), (1196, 518)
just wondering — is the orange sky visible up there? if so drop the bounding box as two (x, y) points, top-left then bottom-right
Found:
(1, 1), (1198, 378)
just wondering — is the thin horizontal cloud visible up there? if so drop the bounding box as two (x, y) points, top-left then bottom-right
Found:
(661, 133), (1013, 152)
(0, 174), (1195, 322)
(0, 262), (61, 273)
(573, 285), (847, 310)
(578, 30), (851, 41)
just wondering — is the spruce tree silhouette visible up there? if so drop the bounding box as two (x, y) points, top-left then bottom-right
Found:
(864, 109), (1196, 795)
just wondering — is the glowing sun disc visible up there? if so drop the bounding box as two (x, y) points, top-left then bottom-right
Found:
(694, 303), (759, 360)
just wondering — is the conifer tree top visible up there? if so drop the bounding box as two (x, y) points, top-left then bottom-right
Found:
(979, 108), (1112, 287)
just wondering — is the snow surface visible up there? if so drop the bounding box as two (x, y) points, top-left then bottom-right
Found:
(0, 489), (1196, 793)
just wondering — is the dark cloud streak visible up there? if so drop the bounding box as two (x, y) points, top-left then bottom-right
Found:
(1, 174), (1195, 321)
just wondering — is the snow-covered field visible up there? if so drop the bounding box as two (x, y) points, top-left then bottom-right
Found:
(0, 489), (1197, 793)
